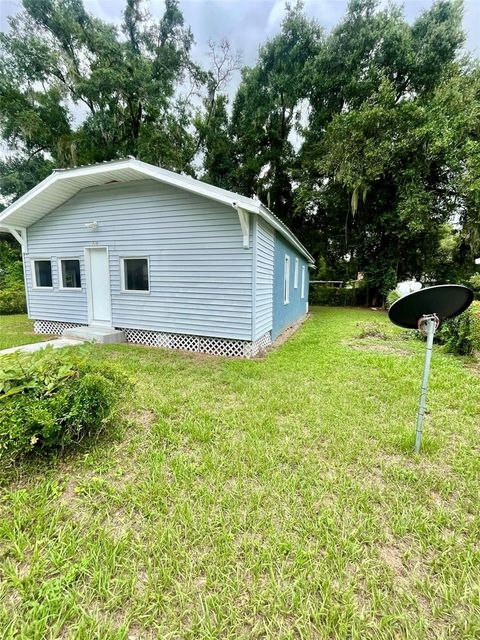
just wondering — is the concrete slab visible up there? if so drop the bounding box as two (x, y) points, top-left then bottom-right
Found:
(62, 325), (125, 344)
(0, 338), (84, 356)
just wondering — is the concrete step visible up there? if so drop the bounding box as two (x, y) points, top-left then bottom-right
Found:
(62, 325), (125, 344)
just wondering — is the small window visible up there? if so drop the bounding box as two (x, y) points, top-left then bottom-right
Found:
(294, 257), (299, 288)
(60, 259), (81, 289)
(33, 260), (52, 288)
(284, 255), (290, 304)
(301, 265), (306, 299)
(122, 258), (149, 292)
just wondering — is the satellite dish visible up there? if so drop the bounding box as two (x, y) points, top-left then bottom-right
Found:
(388, 285), (474, 453)
(389, 285), (473, 329)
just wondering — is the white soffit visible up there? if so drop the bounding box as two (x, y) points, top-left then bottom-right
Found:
(0, 158), (314, 265)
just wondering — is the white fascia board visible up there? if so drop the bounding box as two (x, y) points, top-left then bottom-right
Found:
(131, 159), (259, 213)
(0, 172), (58, 226)
(0, 158), (314, 265)
(0, 158), (260, 228)
(258, 205), (315, 267)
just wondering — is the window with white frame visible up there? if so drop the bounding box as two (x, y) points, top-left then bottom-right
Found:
(301, 265), (306, 299)
(284, 255), (290, 304)
(294, 257), (299, 288)
(121, 258), (150, 292)
(32, 260), (52, 288)
(60, 259), (81, 289)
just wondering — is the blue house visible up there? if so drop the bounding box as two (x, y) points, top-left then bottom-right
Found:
(0, 159), (313, 357)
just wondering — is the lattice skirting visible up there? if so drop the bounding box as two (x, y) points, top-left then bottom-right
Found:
(121, 328), (272, 358)
(33, 320), (272, 358)
(34, 320), (86, 335)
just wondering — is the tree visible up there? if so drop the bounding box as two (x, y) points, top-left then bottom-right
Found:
(193, 39), (241, 189)
(298, 0), (475, 302)
(229, 3), (323, 225)
(0, 0), (200, 202)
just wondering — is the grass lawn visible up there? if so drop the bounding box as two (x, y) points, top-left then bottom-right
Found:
(1, 307), (479, 639)
(0, 314), (54, 350)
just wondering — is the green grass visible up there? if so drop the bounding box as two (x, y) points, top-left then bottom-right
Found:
(1, 308), (479, 639)
(0, 314), (54, 350)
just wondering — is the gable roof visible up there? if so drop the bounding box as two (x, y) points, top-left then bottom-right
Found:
(0, 158), (314, 265)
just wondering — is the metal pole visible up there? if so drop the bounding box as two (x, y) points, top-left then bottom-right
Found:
(414, 317), (436, 453)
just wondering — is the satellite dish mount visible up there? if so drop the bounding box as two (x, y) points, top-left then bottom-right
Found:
(389, 286), (473, 453)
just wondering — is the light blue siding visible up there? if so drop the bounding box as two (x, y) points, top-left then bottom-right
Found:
(272, 233), (309, 339)
(253, 217), (274, 339)
(25, 179), (254, 340)
(25, 253), (88, 324)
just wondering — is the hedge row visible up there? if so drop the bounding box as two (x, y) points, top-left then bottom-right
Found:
(309, 284), (365, 306)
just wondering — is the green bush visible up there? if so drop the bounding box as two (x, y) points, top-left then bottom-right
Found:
(309, 284), (365, 306)
(0, 239), (26, 314)
(386, 288), (401, 309)
(0, 349), (127, 464)
(0, 286), (27, 314)
(436, 301), (480, 356)
(469, 274), (480, 300)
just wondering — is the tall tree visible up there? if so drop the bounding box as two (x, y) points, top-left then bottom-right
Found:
(0, 0), (200, 206)
(193, 39), (241, 189)
(229, 3), (323, 225)
(298, 0), (475, 302)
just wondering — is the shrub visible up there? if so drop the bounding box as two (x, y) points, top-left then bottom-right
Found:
(436, 301), (480, 356)
(386, 288), (401, 309)
(309, 285), (365, 306)
(0, 349), (127, 464)
(0, 286), (27, 314)
(0, 240), (26, 314)
(469, 274), (480, 300)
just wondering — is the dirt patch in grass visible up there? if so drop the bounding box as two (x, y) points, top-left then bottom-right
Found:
(344, 339), (412, 355)
(464, 360), (480, 376)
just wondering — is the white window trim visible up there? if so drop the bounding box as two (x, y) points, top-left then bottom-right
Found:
(120, 256), (151, 294)
(284, 255), (290, 305)
(58, 257), (82, 291)
(31, 258), (53, 290)
(294, 257), (299, 288)
(301, 265), (306, 299)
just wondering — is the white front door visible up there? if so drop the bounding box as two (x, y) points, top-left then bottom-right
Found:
(86, 247), (112, 325)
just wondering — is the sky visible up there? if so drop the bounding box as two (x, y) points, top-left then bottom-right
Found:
(1, 0), (480, 101)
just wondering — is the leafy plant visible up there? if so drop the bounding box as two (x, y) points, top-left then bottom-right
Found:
(0, 286), (27, 314)
(0, 240), (26, 313)
(386, 288), (401, 309)
(0, 349), (128, 464)
(469, 274), (480, 299)
(436, 301), (480, 356)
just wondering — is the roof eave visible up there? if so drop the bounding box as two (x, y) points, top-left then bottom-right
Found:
(258, 204), (315, 267)
(0, 158), (315, 266)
